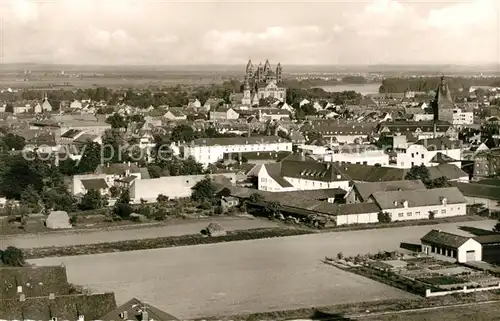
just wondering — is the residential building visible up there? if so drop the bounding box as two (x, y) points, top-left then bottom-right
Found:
(473, 148), (500, 177)
(345, 180), (427, 204)
(59, 120), (111, 137)
(100, 298), (179, 321)
(182, 136), (292, 166)
(257, 108), (290, 121)
(187, 98), (202, 109)
(421, 229), (482, 263)
(302, 120), (376, 144)
(164, 109), (187, 121)
(209, 107), (239, 120)
(256, 158), (350, 192)
(377, 121), (456, 140)
(71, 174), (110, 196)
(452, 108), (474, 125)
(391, 137), (462, 169)
(94, 162), (149, 186)
(372, 187), (467, 221)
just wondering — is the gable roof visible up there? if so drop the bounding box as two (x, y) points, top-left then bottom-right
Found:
(81, 178), (109, 190)
(415, 137), (458, 150)
(430, 152), (459, 164)
(452, 182), (500, 201)
(353, 180), (426, 202)
(99, 297), (178, 321)
(372, 187), (466, 209)
(337, 163), (405, 182)
(0, 265), (70, 299)
(421, 229), (471, 248)
(280, 160), (348, 183)
(263, 163), (293, 188)
(427, 164), (468, 180)
(0, 293), (116, 320)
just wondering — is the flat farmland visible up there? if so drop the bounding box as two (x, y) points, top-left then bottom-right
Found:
(29, 220), (496, 319)
(0, 216), (279, 249)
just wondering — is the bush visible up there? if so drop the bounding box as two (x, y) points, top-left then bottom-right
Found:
(377, 212), (392, 223)
(114, 203), (133, 219)
(69, 215), (78, 225)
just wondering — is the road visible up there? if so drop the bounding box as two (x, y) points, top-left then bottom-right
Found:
(0, 216), (279, 249)
(29, 219), (497, 319)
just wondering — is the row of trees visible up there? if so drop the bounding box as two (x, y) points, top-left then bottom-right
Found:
(379, 76), (500, 93)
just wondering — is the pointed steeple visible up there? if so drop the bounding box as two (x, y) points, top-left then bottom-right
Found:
(433, 74), (454, 122)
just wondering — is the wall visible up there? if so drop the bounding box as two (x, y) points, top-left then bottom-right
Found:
(129, 173), (237, 202)
(425, 283), (500, 297)
(457, 239), (482, 263)
(324, 151), (389, 166)
(283, 177), (350, 191)
(384, 202), (467, 222)
(336, 212), (379, 225)
(257, 166), (296, 192)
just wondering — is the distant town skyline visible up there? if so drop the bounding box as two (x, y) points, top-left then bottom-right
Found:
(1, 0), (499, 65)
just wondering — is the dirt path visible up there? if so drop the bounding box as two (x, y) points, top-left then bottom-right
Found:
(29, 219), (496, 319)
(0, 216), (279, 249)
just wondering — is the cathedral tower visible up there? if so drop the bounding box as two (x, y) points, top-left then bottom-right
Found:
(276, 62), (282, 83)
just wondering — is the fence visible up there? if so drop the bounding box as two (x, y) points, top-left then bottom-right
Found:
(425, 282), (500, 297)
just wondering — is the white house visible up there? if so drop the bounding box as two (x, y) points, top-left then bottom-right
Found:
(421, 229), (482, 263)
(392, 137), (461, 169)
(371, 187), (467, 222)
(452, 108), (474, 125)
(299, 99), (310, 107)
(257, 159), (351, 192)
(182, 136), (292, 167)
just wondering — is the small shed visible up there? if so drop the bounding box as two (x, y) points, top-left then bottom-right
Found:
(45, 211), (72, 229)
(421, 229), (482, 263)
(206, 222), (226, 237)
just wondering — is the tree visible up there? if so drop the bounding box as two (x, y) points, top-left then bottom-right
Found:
(109, 186), (121, 198)
(428, 211), (436, 220)
(1, 246), (25, 266)
(106, 113), (127, 129)
(77, 142), (102, 174)
(20, 184), (42, 212)
(377, 211), (392, 223)
(170, 124), (196, 143)
(80, 189), (106, 210)
(156, 194), (169, 203)
(191, 177), (216, 202)
(265, 201), (281, 218)
(249, 193), (265, 204)
(405, 165), (430, 182)
(494, 221), (500, 233)
(428, 176), (451, 189)
(2, 133), (26, 151)
(114, 189), (133, 219)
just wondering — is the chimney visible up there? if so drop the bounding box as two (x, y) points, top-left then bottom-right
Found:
(19, 293), (25, 302)
(49, 293), (55, 300)
(120, 311), (128, 319)
(106, 162), (110, 168)
(142, 310), (149, 321)
(127, 161), (130, 167)
(17, 285), (22, 293)
(77, 315), (84, 321)
(301, 151), (305, 161)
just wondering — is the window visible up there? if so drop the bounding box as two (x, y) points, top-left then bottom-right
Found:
(441, 209), (446, 214)
(407, 212), (412, 216)
(411, 153), (414, 158)
(398, 213), (404, 217)
(421, 154), (424, 159)
(415, 211), (420, 215)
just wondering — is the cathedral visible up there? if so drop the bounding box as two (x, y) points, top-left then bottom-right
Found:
(241, 59), (286, 106)
(432, 76), (455, 122)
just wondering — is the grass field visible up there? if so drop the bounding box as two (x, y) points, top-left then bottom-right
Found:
(28, 220), (496, 319)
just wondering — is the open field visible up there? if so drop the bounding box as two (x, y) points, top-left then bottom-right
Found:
(29, 220), (496, 319)
(359, 301), (500, 320)
(0, 216), (280, 249)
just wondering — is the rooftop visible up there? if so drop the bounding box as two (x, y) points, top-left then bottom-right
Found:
(421, 229), (471, 248)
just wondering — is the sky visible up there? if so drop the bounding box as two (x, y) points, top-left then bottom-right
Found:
(0, 0), (499, 65)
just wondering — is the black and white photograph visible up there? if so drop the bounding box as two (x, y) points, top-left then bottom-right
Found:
(0, 0), (500, 320)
